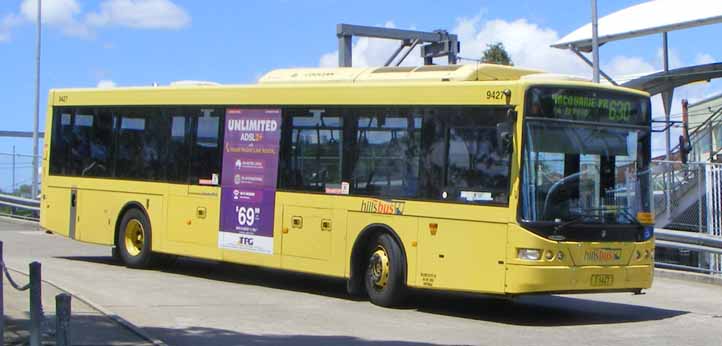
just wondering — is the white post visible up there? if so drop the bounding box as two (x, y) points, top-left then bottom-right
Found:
(31, 0), (41, 199)
(591, 0), (600, 83)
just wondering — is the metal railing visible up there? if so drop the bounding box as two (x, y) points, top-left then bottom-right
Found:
(1, 241), (72, 346)
(652, 160), (721, 233)
(0, 193), (40, 221)
(655, 228), (722, 275)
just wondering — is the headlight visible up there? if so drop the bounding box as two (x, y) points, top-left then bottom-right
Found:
(544, 250), (554, 260)
(518, 248), (541, 261)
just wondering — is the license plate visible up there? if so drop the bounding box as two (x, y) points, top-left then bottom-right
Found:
(590, 274), (614, 287)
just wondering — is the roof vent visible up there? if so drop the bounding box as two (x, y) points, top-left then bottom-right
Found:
(170, 80), (221, 87)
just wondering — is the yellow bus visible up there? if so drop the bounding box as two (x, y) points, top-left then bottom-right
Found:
(40, 64), (655, 307)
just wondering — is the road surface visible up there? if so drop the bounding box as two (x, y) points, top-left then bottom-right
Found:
(1, 219), (721, 346)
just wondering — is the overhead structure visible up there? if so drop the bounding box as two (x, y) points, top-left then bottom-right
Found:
(552, 0), (722, 161)
(552, 0), (722, 52)
(336, 24), (459, 67)
(621, 63), (722, 96)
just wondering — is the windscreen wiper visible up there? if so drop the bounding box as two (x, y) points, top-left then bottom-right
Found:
(554, 216), (585, 232)
(554, 213), (603, 232)
(616, 207), (644, 228)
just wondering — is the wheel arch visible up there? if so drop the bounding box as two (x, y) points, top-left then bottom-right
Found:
(347, 223), (408, 297)
(113, 201), (151, 250)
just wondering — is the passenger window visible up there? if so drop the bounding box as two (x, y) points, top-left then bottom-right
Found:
(69, 111), (94, 176)
(116, 109), (165, 180)
(280, 109), (343, 191)
(49, 109), (73, 175)
(86, 109), (114, 177)
(443, 109), (511, 204)
(189, 109), (221, 185)
(351, 112), (421, 197)
(166, 113), (190, 183)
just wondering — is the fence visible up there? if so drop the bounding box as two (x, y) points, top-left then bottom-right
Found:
(0, 150), (39, 198)
(1, 241), (71, 346)
(652, 160), (722, 275)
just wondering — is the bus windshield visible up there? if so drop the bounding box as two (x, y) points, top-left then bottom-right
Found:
(521, 87), (652, 228)
(521, 120), (651, 224)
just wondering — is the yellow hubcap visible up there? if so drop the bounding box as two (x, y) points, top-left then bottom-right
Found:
(369, 246), (390, 289)
(124, 219), (144, 257)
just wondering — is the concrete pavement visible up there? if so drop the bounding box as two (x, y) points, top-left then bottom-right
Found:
(2, 218), (722, 346)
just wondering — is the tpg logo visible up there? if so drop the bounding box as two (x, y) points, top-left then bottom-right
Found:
(239, 236), (254, 246)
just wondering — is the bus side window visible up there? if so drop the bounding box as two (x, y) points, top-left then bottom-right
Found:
(69, 111), (94, 176)
(350, 111), (422, 198)
(189, 109), (221, 185)
(166, 113), (190, 183)
(49, 109), (73, 175)
(85, 109), (114, 178)
(115, 109), (165, 181)
(280, 109), (343, 192)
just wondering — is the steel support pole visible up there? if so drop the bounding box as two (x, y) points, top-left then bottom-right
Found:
(1, 241), (4, 345)
(710, 124), (715, 161)
(698, 164), (703, 232)
(31, 0), (42, 199)
(29, 261), (42, 346)
(338, 34), (352, 67)
(12, 145), (16, 193)
(55, 294), (71, 346)
(591, 0), (600, 83)
(384, 42), (407, 67)
(395, 39), (420, 66)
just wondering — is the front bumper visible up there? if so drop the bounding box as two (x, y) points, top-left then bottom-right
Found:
(505, 264), (653, 294)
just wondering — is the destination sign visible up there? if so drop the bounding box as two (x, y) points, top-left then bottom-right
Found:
(526, 87), (650, 125)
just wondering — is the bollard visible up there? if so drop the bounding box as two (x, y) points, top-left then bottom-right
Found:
(29, 261), (42, 346)
(55, 293), (71, 346)
(1, 241), (4, 345)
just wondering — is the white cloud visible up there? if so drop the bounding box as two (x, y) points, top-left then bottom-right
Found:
(0, 0), (189, 42)
(695, 53), (716, 65)
(0, 14), (22, 42)
(319, 17), (591, 76)
(453, 17), (589, 76)
(86, 0), (190, 30)
(602, 55), (656, 84)
(19, 0), (90, 37)
(96, 80), (116, 88)
(320, 21), (423, 67)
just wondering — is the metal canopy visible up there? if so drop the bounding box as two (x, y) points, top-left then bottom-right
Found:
(622, 63), (722, 96)
(552, 0), (722, 52)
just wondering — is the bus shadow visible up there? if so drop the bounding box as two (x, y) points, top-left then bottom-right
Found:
(57, 255), (688, 326)
(412, 292), (688, 326)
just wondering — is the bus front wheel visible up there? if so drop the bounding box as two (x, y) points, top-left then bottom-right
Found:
(364, 233), (406, 307)
(117, 208), (154, 268)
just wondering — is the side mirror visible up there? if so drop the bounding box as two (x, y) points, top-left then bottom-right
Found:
(496, 121), (514, 154)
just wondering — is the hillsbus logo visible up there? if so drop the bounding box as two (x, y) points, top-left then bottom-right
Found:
(360, 199), (405, 215)
(584, 248), (622, 262)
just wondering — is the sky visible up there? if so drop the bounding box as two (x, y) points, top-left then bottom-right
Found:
(1, 0), (721, 190)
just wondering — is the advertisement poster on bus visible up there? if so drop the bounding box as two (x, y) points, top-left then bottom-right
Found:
(218, 108), (281, 254)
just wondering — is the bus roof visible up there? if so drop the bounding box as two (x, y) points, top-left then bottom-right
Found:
(258, 64), (544, 84)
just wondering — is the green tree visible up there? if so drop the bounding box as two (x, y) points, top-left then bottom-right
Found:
(16, 184), (32, 198)
(481, 42), (513, 66)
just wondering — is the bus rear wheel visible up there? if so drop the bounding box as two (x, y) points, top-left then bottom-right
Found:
(117, 208), (154, 268)
(364, 233), (406, 307)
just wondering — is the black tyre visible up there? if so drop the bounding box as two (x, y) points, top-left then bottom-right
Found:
(364, 233), (407, 307)
(117, 208), (155, 268)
